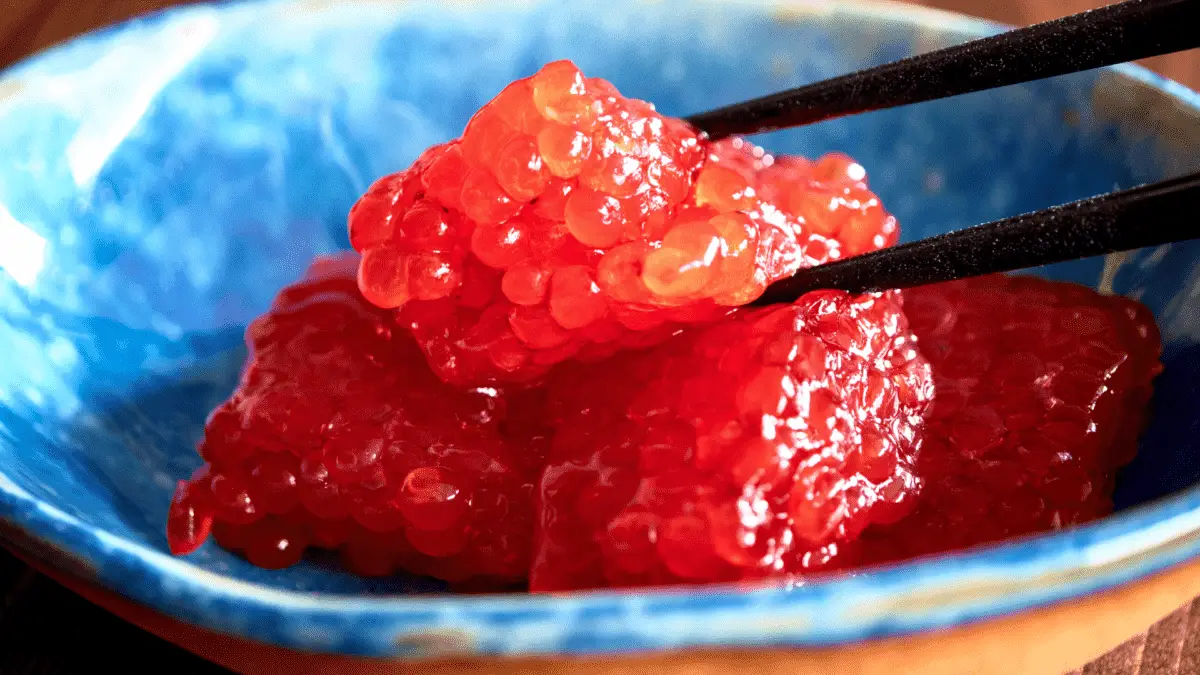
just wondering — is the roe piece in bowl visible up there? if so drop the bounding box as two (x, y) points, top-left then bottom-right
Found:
(349, 60), (898, 386)
(861, 274), (1163, 563)
(167, 255), (550, 586)
(530, 290), (933, 590)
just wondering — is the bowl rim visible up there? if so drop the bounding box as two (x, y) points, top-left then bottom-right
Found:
(2, 0), (1200, 660)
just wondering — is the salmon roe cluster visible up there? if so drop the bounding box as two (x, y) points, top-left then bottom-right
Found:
(168, 64), (1166, 592)
(166, 256), (550, 585)
(859, 275), (1163, 564)
(530, 290), (933, 590)
(168, 264), (1162, 587)
(349, 60), (898, 385)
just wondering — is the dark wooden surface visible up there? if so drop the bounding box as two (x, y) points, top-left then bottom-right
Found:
(0, 547), (226, 673)
(0, 2), (1196, 674)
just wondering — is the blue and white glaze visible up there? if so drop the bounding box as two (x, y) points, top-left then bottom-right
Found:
(0, 0), (1199, 658)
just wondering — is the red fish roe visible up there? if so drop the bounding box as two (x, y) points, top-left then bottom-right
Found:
(529, 290), (933, 591)
(171, 64), (1166, 592)
(349, 60), (898, 385)
(859, 275), (1162, 564)
(166, 255), (551, 585)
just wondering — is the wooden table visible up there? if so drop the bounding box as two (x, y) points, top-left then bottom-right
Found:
(0, 2), (1197, 674)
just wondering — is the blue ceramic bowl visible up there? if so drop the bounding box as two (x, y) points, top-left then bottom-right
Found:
(1, 0), (1199, 661)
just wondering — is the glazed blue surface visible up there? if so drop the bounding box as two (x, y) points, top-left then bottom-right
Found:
(1, 0), (1200, 658)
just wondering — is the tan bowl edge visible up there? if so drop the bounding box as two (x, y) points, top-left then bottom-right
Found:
(17, 551), (1200, 675)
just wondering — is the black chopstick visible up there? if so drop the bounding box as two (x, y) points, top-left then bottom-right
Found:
(687, 0), (1200, 139)
(751, 171), (1200, 304)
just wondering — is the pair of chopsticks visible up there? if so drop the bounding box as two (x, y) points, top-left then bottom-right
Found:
(680, 0), (1200, 303)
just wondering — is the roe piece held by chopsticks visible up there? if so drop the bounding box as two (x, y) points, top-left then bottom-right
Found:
(349, 60), (899, 386)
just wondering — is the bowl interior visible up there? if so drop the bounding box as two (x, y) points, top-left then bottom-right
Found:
(1, 0), (1200, 655)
